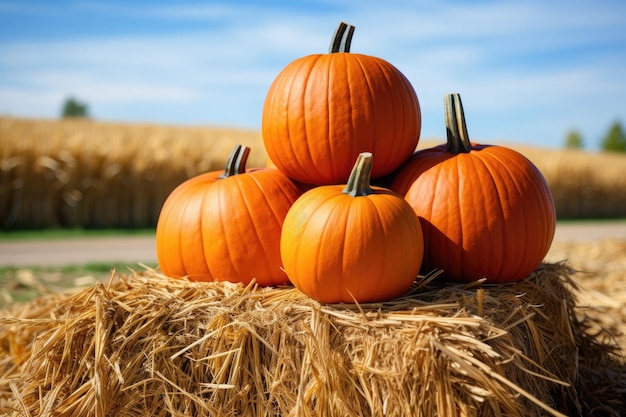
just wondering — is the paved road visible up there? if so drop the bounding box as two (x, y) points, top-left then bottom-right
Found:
(0, 222), (625, 267)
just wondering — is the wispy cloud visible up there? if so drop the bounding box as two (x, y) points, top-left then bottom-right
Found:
(0, 0), (625, 146)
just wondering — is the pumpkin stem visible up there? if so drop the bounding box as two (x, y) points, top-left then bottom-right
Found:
(444, 93), (472, 153)
(219, 144), (250, 178)
(329, 21), (355, 53)
(343, 152), (374, 197)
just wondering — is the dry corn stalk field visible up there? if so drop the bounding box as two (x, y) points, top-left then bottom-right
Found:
(1, 116), (625, 230)
(0, 117), (267, 229)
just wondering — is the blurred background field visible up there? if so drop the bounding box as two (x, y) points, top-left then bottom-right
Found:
(1, 116), (625, 231)
(0, 117), (267, 230)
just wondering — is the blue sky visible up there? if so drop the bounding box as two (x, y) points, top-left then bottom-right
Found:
(1, 0), (625, 149)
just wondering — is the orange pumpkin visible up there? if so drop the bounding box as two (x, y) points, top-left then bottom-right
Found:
(280, 152), (424, 303)
(262, 22), (421, 186)
(156, 144), (301, 285)
(390, 94), (556, 283)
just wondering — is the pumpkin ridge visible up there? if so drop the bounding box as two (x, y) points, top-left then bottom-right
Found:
(201, 182), (228, 281)
(518, 151), (555, 273)
(467, 150), (509, 279)
(485, 150), (533, 280)
(421, 161), (444, 272)
(340, 199), (357, 298)
(373, 58), (404, 169)
(392, 197), (425, 292)
(452, 156), (466, 279)
(155, 190), (176, 274)
(365, 194), (395, 297)
(282, 187), (341, 293)
(422, 158), (448, 276)
(308, 55), (339, 181)
(233, 175), (276, 282)
(293, 56), (326, 181)
(193, 180), (214, 279)
(338, 195), (356, 301)
(156, 170), (228, 281)
(171, 183), (196, 278)
(248, 171), (302, 259)
(354, 198), (378, 300)
(248, 172), (281, 227)
(175, 183), (207, 276)
(266, 55), (318, 180)
(357, 55), (392, 173)
(158, 193), (186, 277)
(401, 69), (421, 144)
(262, 75), (281, 169)
(262, 68), (288, 170)
(322, 54), (341, 182)
(210, 181), (241, 281)
(369, 57), (419, 174)
(350, 54), (377, 164)
(317, 194), (351, 301)
(478, 149), (551, 280)
(253, 169), (301, 211)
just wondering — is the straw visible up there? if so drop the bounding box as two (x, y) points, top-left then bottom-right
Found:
(1, 260), (624, 417)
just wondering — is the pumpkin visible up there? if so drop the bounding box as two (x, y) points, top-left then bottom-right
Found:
(280, 152), (424, 303)
(262, 22), (421, 186)
(266, 154), (316, 193)
(156, 144), (301, 285)
(390, 94), (556, 283)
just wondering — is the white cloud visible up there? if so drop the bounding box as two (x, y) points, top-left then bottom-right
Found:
(0, 0), (625, 147)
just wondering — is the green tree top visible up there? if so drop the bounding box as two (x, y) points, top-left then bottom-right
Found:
(564, 130), (584, 149)
(600, 121), (626, 153)
(61, 97), (90, 118)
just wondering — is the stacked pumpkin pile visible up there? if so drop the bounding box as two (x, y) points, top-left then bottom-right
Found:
(155, 22), (556, 302)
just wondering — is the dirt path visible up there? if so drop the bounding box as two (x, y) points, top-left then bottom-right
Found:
(1, 222), (625, 268)
(0, 235), (158, 267)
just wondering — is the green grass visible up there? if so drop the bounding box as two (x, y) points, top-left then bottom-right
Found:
(555, 217), (626, 224)
(0, 261), (157, 307)
(0, 227), (156, 241)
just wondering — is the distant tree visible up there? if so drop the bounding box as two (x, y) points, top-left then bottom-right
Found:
(600, 121), (626, 153)
(564, 130), (584, 149)
(61, 97), (90, 118)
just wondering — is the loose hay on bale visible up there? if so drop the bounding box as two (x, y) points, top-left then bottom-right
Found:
(0, 264), (624, 417)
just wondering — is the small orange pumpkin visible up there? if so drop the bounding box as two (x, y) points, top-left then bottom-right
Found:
(262, 22), (421, 186)
(390, 94), (556, 283)
(156, 145), (301, 285)
(280, 152), (424, 303)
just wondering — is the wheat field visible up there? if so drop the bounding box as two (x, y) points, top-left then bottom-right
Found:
(1, 116), (625, 229)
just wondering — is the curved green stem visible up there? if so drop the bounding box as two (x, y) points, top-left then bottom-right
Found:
(444, 93), (472, 153)
(329, 21), (355, 53)
(343, 152), (373, 197)
(219, 144), (250, 178)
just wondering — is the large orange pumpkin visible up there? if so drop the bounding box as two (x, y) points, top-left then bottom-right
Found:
(156, 145), (301, 285)
(280, 152), (424, 303)
(262, 22), (421, 186)
(390, 94), (556, 283)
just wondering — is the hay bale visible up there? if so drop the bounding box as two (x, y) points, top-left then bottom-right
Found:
(0, 264), (624, 417)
